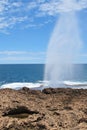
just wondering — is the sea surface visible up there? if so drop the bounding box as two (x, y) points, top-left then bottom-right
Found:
(0, 64), (87, 89)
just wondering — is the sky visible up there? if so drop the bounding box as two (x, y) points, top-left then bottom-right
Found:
(0, 0), (87, 64)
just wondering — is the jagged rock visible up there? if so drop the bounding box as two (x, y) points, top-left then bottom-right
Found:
(0, 88), (87, 129)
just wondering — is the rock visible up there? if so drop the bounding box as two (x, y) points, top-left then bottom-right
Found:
(42, 88), (57, 94)
(0, 88), (87, 129)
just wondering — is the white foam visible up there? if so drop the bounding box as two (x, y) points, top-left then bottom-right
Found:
(0, 82), (43, 90)
(0, 80), (50, 90)
(64, 81), (87, 86)
(1, 80), (87, 90)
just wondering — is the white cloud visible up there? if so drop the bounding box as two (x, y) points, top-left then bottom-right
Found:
(0, 0), (86, 32)
(0, 16), (28, 31)
(0, 56), (42, 61)
(24, 22), (50, 29)
(0, 51), (46, 63)
(39, 0), (87, 15)
(11, 2), (22, 7)
(0, 51), (27, 55)
(0, 50), (45, 56)
(27, 2), (37, 10)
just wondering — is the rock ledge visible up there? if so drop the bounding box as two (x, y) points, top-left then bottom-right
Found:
(0, 87), (87, 130)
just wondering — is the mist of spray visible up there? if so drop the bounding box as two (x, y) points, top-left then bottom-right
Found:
(44, 11), (82, 87)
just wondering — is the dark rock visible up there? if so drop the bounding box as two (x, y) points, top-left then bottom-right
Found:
(21, 87), (30, 92)
(42, 88), (57, 94)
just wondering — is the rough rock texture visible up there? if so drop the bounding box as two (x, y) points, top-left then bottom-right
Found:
(0, 87), (87, 130)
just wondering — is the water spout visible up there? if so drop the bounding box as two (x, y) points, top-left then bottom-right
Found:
(44, 11), (82, 87)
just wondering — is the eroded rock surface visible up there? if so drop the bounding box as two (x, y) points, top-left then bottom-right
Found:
(0, 87), (87, 130)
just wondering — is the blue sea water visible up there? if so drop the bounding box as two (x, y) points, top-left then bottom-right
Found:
(0, 64), (87, 89)
(0, 64), (44, 83)
(0, 64), (45, 89)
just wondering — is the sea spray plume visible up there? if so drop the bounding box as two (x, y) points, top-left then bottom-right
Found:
(44, 0), (82, 87)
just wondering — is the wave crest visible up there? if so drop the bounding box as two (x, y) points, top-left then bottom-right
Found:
(64, 81), (87, 87)
(0, 81), (49, 90)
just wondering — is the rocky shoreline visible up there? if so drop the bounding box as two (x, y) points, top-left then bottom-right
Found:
(0, 87), (87, 130)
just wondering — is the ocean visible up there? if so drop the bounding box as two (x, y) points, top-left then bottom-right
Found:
(0, 64), (44, 89)
(0, 64), (87, 89)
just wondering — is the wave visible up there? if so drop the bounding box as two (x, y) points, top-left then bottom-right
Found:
(1, 80), (87, 90)
(0, 81), (49, 90)
(64, 81), (87, 87)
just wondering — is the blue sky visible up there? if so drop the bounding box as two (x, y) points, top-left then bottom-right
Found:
(0, 0), (87, 64)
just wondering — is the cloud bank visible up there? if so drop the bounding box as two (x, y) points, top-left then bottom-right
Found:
(0, 0), (86, 32)
(0, 51), (46, 63)
(39, 0), (87, 15)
